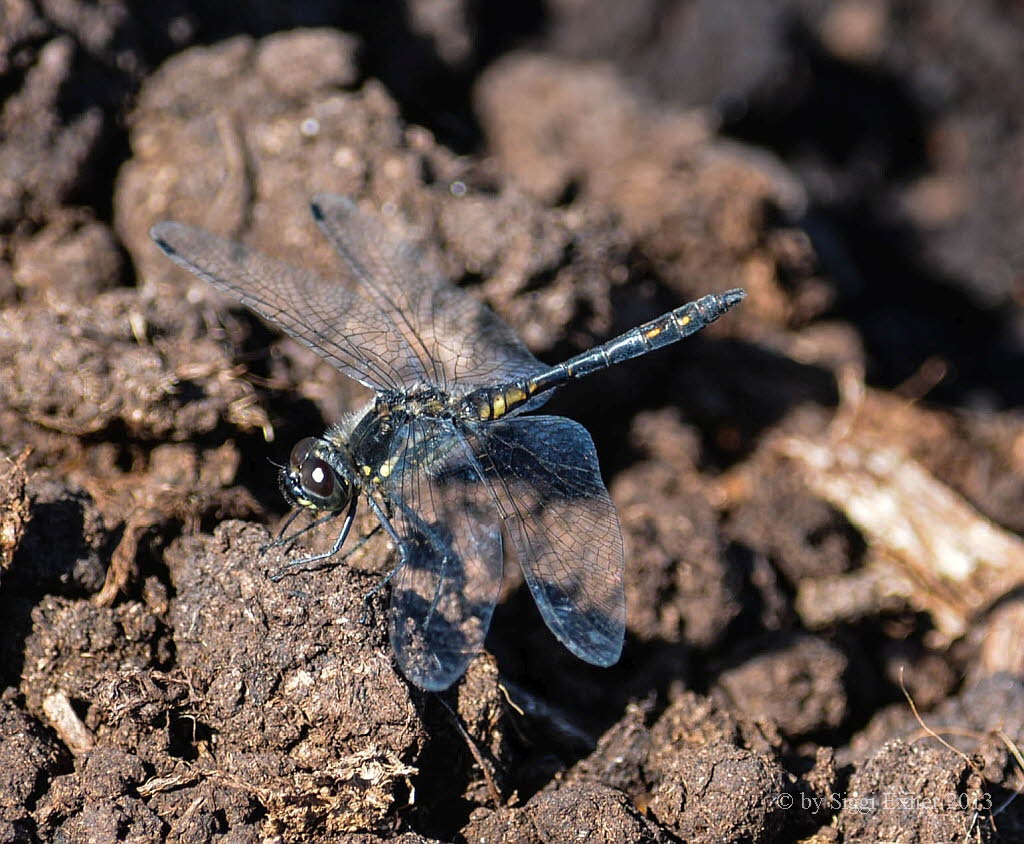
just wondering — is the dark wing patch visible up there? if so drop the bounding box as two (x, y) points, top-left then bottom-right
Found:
(473, 415), (625, 666)
(383, 417), (503, 690)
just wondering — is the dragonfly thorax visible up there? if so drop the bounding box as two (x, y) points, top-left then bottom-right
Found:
(374, 385), (451, 421)
(280, 437), (355, 513)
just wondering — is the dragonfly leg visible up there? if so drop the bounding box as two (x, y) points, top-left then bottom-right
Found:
(332, 521), (382, 561)
(268, 497), (358, 582)
(259, 509), (331, 555)
(358, 497), (406, 623)
(358, 560), (403, 627)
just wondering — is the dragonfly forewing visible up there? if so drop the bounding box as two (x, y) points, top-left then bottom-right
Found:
(311, 194), (550, 394)
(150, 221), (427, 392)
(384, 417), (504, 691)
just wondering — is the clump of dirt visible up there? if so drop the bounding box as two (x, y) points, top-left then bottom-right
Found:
(1, 3), (1023, 842)
(0, 289), (269, 441)
(0, 450), (30, 584)
(837, 740), (990, 842)
(165, 522), (426, 835)
(0, 694), (69, 841)
(561, 692), (791, 842)
(463, 781), (671, 843)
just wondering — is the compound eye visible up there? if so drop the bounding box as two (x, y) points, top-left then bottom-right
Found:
(289, 437), (315, 470)
(288, 438), (338, 502)
(301, 456), (335, 499)
(302, 457), (335, 498)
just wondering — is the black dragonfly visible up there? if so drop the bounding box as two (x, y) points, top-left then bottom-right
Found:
(151, 195), (744, 691)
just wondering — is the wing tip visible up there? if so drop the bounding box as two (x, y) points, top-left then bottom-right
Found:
(406, 671), (460, 693)
(588, 644), (624, 667)
(551, 608), (625, 668)
(573, 630), (624, 667)
(149, 221), (180, 255)
(310, 193), (356, 224)
(392, 647), (465, 693)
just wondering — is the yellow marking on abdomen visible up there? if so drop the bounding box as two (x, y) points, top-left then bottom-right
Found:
(505, 386), (527, 404)
(491, 393), (507, 418)
(645, 325), (664, 339)
(679, 314), (691, 326)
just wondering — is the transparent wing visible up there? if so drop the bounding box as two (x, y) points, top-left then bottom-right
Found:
(150, 221), (428, 392)
(311, 193), (550, 391)
(474, 416), (625, 666)
(383, 417), (503, 691)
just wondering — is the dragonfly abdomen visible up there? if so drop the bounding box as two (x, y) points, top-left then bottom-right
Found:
(459, 289), (745, 422)
(460, 382), (538, 421)
(532, 288), (745, 390)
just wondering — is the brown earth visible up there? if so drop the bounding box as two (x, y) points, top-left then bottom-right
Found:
(1, 2), (1023, 842)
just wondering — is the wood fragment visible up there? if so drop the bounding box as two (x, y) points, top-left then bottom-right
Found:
(779, 386), (1024, 640)
(42, 690), (95, 755)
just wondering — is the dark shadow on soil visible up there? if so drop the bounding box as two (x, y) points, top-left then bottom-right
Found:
(404, 694), (490, 840)
(546, 337), (839, 479)
(725, 23), (1024, 410)
(800, 206), (1024, 408)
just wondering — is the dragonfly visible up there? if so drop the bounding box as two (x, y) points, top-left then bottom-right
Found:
(150, 194), (744, 691)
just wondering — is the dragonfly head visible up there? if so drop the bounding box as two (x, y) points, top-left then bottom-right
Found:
(280, 437), (353, 513)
